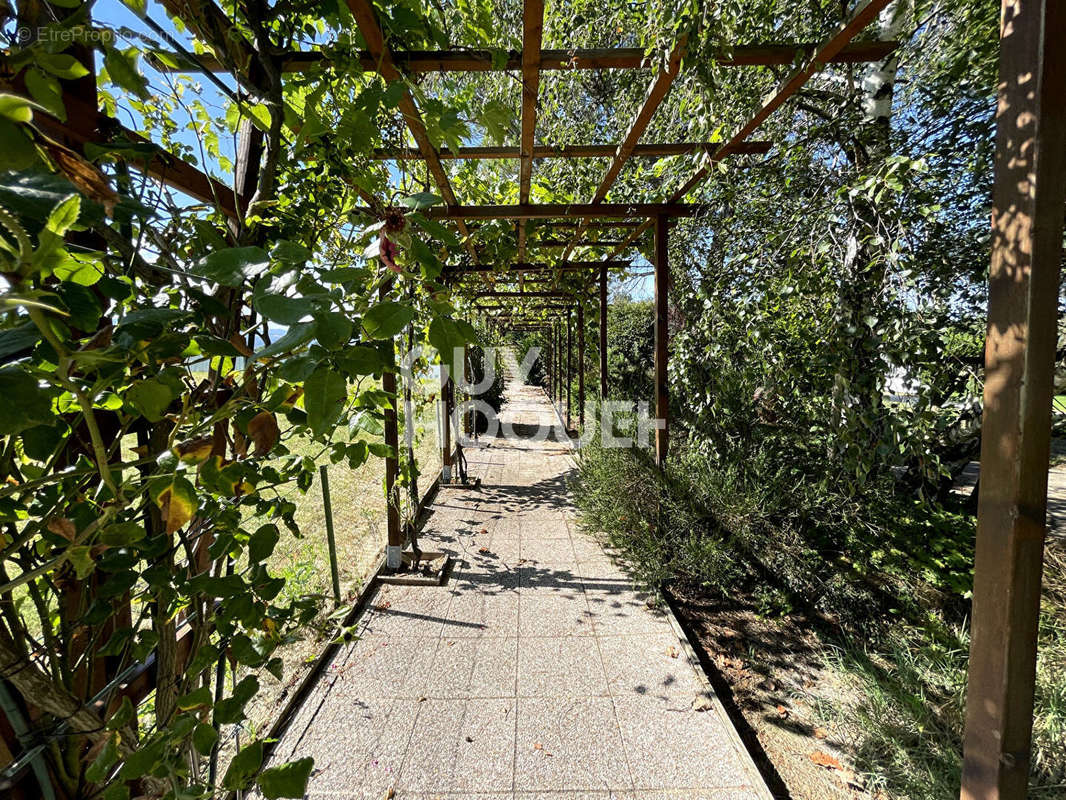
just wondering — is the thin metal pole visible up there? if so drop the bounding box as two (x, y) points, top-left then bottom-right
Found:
(380, 286), (402, 568)
(319, 465), (341, 605)
(440, 362), (452, 481)
(960, 2), (1066, 798)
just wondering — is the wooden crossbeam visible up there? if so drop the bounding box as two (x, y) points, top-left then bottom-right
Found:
(372, 141), (772, 160)
(345, 0), (478, 263)
(157, 0), (257, 79)
(533, 240), (627, 247)
(473, 290), (589, 298)
(518, 0), (546, 262)
(35, 93), (242, 219)
(611, 0), (897, 256)
(446, 260), (629, 273)
(563, 39), (685, 259)
(425, 203), (707, 220)
(155, 41), (898, 74)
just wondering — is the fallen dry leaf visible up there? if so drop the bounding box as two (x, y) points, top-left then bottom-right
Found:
(375, 601), (392, 611)
(479, 528), (488, 534)
(692, 696), (714, 712)
(665, 646), (679, 659)
(809, 751), (845, 771)
(478, 547), (490, 554)
(776, 704), (788, 718)
(814, 727), (828, 739)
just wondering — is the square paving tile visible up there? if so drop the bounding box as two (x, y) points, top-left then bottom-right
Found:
(517, 637), (610, 697)
(290, 697), (420, 800)
(443, 587), (520, 637)
(399, 698), (516, 793)
(514, 697), (632, 792)
(597, 632), (703, 703)
(357, 585), (452, 639)
(427, 637), (518, 698)
(520, 535), (577, 564)
(518, 590), (595, 637)
(329, 635), (437, 699)
(583, 586), (673, 636)
(612, 697), (748, 790)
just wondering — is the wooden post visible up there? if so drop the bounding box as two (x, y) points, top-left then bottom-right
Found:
(654, 214), (670, 467)
(440, 362), (453, 482)
(381, 287), (402, 568)
(566, 306), (573, 429)
(599, 264), (608, 399)
(578, 303), (585, 428)
(961, 3), (1066, 798)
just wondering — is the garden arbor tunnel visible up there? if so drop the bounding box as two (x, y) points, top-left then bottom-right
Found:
(1, 1), (1063, 800)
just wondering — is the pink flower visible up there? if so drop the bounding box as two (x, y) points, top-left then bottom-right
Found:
(380, 233), (401, 273)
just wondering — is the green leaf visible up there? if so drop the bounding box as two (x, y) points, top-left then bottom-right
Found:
(25, 68), (64, 121)
(0, 94), (35, 123)
(177, 685), (213, 711)
(37, 53), (90, 80)
(271, 240), (311, 263)
(408, 212), (458, 247)
(100, 522), (146, 547)
(313, 311), (353, 350)
(0, 322), (41, 360)
(58, 281), (102, 331)
(257, 758), (315, 799)
(194, 247), (270, 287)
(254, 322), (316, 361)
(222, 739), (264, 790)
(0, 369), (56, 435)
(65, 545), (94, 579)
(429, 316), (472, 366)
(336, 345), (382, 376)
(193, 722), (218, 756)
(214, 675), (259, 725)
(85, 731), (120, 783)
(303, 367), (347, 437)
(362, 301), (414, 340)
(149, 475), (199, 535)
(104, 48), (150, 99)
(126, 378), (174, 422)
(248, 524), (280, 563)
(400, 192), (442, 210)
(254, 293), (313, 325)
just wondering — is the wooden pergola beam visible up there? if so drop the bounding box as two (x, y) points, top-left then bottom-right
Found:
(345, 0), (478, 263)
(961, 1), (1066, 797)
(473, 290), (589, 298)
(425, 203), (708, 220)
(155, 41), (898, 74)
(562, 38), (685, 260)
(611, 0), (897, 256)
(517, 0), (546, 262)
(533, 240), (627, 247)
(372, 141), (772, 160)
(446, 260), (629, 272)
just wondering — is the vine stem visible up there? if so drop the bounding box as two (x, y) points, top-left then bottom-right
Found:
(26, 307), (118, 497)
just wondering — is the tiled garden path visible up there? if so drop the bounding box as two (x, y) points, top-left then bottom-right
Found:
(260, 358), (771, 799)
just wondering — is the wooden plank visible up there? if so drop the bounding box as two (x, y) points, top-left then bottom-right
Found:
(518, 0), (546, 262)
(158, 42), (898, 74)
(611, 0), (896, 257)
(599, 265), (608, 399)
(960, 2), (1066, 798)
(372, 141), (772, 160)
(577, 303), (585, 428)
(653, 215), (669, 467)
(446, 260), (629, 272)
(345, 0), (478, 263)
(533, 239), (627, 247)
(562, 38), (686, 260)
(473, 290), (589, 298)
(425, 203), (708, 220)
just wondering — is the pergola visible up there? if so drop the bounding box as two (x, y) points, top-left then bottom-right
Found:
(13, 1), (1064, 799)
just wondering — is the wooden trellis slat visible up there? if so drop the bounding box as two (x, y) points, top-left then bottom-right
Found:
(446, 260), (629, 272)
(373, 141), (771, 160)
(561, 37), (686, 260)
(518, 0), (546, 261)
(424, 203), (708, 219)
(345, 0), (478, 263)
(611, 0), (898, 255)
(155, 41), (898, 74)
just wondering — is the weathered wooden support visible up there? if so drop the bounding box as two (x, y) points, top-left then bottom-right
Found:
(566, 307), (573, 429)
(424, 203), (709, 220)
(654, 215), (669, 467)
(380, 285), (403, 567)
(599, 265), (608, 399)
(960, 3), (1066, 797)
(374, 141), (772, 161)
(517, 0), (545, 261)
(440, 362), (453, 481)
(156, 41), (898, 74)
(577, 303), (585, 428)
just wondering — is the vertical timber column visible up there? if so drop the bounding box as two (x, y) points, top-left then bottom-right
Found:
(381, 285), (402, 568)
(578, 303), (585, 429)
(654, 215), (670, 467)
(961, 3), (1066, 799)
(566, 307), (573, 429)
(599, 264), (608, 400)
(440, 362), (452, 482)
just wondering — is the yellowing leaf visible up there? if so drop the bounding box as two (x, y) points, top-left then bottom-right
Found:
(150, 475), (198, 534)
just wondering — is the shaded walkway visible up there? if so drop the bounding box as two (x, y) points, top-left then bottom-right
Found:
(261, 364), (771, 799)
